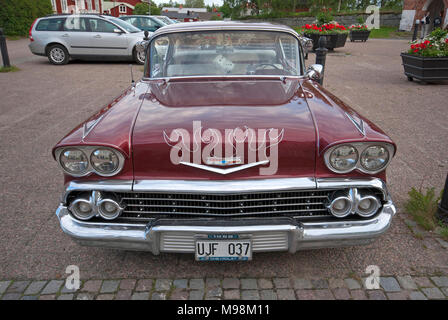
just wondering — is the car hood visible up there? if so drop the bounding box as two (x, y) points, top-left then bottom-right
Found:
(132, 78), (317, 180)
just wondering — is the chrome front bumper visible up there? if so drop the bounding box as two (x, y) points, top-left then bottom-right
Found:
(56, 177), (396, 253)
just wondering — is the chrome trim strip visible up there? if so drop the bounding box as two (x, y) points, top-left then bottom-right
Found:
(345, 112), (365, 136)
(82, 114), (105, 139)
(316, 178), (388, 200)
(63, 180), (133, 204)
(179, 160), (269, 175)
(133, 177), (317, 193)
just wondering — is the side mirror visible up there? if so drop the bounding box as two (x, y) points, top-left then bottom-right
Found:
(299, 36), (313, 60)
(143, 30), (149, 40)
(306, 64), (323, 82)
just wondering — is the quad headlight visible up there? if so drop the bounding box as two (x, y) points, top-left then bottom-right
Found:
(56, 146), (124, 177)
(328, 145), (358, 173)
(90, 148), (120, 174)
(59, 148), (89, 175)
(360, 145), (389, 172)
(325, 143), (394, 174)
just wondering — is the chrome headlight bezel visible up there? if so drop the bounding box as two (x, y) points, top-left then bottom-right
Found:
(324, 142), (394, 174)
(55, 146), (125, 177)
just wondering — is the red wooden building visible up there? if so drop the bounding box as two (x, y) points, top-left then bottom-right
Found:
(50, 0), (104, 14)
(102, 1), (145, 17)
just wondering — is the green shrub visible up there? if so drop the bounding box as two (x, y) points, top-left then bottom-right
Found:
(0, 0), (53, 36)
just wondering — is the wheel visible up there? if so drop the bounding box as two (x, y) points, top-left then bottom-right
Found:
(133, 47), (145, 65)
(407, 76), (413, 82)
(47, 44), (69, 65)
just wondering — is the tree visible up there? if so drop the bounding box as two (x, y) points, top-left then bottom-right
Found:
(0, 0), (53, 36)
(134, 3), (150, 15)
(184, 0), (205, 8)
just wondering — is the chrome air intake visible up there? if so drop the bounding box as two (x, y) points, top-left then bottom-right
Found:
(68, 191), (124, 221)
(327, 188), (381, 218)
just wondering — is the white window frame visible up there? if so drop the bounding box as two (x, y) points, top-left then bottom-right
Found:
(95, 0), (100, 13)
(50, 0), (56, 12)
(119, 4), (127, 14)
(61, 0), (68, 13)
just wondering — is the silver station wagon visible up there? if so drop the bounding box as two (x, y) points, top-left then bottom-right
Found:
(28, 14), (148, 65)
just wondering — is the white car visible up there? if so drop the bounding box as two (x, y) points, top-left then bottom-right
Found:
(29, 14), (149, 65)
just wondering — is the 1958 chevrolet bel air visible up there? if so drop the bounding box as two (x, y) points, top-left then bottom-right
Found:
(53, 22), (396, 261)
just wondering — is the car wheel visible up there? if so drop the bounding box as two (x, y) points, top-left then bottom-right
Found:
(133, 47), (145, 65)
(47, 44), (69, 65)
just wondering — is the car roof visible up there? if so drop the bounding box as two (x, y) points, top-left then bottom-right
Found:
(152, 21), (297, 37)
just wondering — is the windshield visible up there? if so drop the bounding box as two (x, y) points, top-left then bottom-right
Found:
(107, 17), (141, 33)
(152, 16), (174, 24)
(149, 31), (301, 78)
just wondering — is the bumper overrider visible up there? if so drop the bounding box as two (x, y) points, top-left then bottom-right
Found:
(56, 178), (396, 254)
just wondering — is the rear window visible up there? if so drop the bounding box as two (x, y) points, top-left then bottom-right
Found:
(36, 18), (65, 31)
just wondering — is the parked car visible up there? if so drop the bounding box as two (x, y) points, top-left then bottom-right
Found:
(119, 15), (166, 32)
(151, 15), (176, 25)
(53, 22), (396, 261)
(28, 14), (148, 65)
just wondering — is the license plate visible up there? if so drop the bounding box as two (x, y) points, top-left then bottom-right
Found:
(195, 239), (252, 261)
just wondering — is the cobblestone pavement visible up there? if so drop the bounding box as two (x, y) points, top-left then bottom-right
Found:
(0, 39), (447, 284)
(1, 275), (447, 300)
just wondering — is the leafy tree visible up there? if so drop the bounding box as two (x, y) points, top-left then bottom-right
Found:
(184, 0), (205, 8)
(0, 0), (53, 36)
(134, 3), (150, 14)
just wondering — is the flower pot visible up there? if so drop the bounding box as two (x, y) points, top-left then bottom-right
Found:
(349, 30), (371, 42)
(304, 33), (347, 51)
(401, 53), (448, 82)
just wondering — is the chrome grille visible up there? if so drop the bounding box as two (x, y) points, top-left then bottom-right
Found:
(115, 189), (333, 222)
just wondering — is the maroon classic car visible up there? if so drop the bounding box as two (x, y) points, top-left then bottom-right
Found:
(53, 22), (396, 261)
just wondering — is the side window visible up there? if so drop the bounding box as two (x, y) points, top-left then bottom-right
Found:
(150, 36), (170, 78)
(64, 17), (88, 32)
(279, 36), (299, 73)
(36, 18), (65, 31)
(87, 18), (118, 33)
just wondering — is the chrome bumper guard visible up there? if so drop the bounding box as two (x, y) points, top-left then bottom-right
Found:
(56, 178), (396, 253)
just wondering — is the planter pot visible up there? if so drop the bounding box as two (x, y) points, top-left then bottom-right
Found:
(304, 33), (348, 51)
(401, 53), (448, 82)
(349, 30), (371, 42)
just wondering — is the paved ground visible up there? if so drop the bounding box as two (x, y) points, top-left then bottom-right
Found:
(0, 38), (447, 298)
(1, 275), (448, 300)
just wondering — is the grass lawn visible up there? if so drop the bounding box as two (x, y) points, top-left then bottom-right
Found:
(369, 26), (413, 39)
(0, 66), (20, 73)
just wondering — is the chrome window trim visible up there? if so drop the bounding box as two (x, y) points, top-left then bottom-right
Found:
(323, 142), (395, 175)
(143, 28), (305, 80)
(55, 146), (126, 178)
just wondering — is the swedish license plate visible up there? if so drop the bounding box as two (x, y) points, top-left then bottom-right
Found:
(195, 239), (252, 261)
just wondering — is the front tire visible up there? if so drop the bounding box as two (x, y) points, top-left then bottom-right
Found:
(133, 47), (145, 65)
(47, 44), (69, 65)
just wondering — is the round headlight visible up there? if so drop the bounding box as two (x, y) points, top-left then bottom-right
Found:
(360, 146), (389, 172)
(60, 148), (88, 175)
(90, 148), (120, 175)
(329, 145), (358, 172)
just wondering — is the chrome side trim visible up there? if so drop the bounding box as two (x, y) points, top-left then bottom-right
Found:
(133, 177), (317, 193)
(82, 114), (105, 139)
(179, 160), (269, 175)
